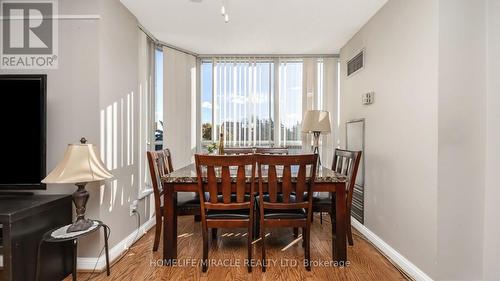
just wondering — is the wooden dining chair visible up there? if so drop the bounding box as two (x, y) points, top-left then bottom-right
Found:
(257, 154), (318, 271)
(147, 149), (201, 252)
(195, 154), (256, 273)
(312, 149), (361, 246)
(223, 147), (288, 237)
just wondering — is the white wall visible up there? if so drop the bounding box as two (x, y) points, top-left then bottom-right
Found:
(0, 0), (101, 196)
(0, 0), (153, 258)
(341, 0), (500, 280)
(437, 0), (486, 279)
(339, 0), (439, 277)
(93, 0), (154, 256)
(0, 0), (103, 233)
(483, 0), (500, 280)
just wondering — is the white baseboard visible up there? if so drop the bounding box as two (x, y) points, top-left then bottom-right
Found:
(77, 216), (156, 271)
(351, 218), (433, 281)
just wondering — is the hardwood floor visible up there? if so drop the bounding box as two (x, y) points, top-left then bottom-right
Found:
(69, 215), (408, 281)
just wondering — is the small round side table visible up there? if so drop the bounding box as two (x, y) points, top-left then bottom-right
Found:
(36, 220), (110, 281)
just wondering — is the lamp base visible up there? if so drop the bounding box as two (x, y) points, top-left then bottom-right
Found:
(67, 183), (92, 233)
(312, 131), (322, 166)
(67, 218), (93, 233)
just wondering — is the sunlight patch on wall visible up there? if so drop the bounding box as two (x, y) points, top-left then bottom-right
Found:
(106, 104), (113, 169)
(100, 183), (105, 205)
(108, 179), (118, 212)
(98, 90), (138, 211)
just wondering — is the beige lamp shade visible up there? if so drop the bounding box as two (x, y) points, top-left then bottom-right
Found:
(42, 143), (113, 184)
(301, 110), (332, 133)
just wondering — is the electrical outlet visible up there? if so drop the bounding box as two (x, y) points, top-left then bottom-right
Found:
(129, 200), (138, 216)
(362, 92), (375, 105)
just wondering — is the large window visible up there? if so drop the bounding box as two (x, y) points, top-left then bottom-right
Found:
(201, 58), (274, 147)
(155, 48), (164, 150)
(201, 61), (213, 141)
(201, 58), (307, 148)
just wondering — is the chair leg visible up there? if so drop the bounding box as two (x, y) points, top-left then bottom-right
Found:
(302, 227), (306, 248)
(293, 228), (298, 238)
(253, 205), (259, 239)
(247, 223), (253, 273)
(261, 223), (266, 272)
(211, 228), (217, 240)
(320, 212), (323, 224)
(305, 224), (311, 271)
(152, 215), (162, 251)
(347, 215), (354, 246)
(202, 228), (209, 272)
(254, 218), (260, 239)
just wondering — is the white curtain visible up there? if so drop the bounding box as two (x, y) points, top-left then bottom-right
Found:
(203, 56), (339, 162)
(302, 57), (339, 167)
(138, 31), (155, 196)
(212, 57), (274, 147)
(163, 47), (197, 168)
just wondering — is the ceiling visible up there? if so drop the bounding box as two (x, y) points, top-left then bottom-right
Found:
(120, 0), (387, 55)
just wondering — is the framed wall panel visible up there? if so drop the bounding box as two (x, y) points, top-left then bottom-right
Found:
(346, 119), (365, 224)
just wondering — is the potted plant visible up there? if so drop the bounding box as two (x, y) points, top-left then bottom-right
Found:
(206, 142), (218, 155)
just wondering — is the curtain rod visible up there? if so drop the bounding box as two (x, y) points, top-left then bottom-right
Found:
(198, 54), (339, 59)
(138, 24), (199, 57)
(138, 25), (339, 59)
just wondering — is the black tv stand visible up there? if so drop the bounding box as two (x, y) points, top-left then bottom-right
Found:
(0, 194), (73, 281)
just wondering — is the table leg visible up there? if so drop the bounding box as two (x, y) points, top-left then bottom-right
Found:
(73, 240), (77, 281)
(104, 226), (110, 276)
(163, 183), (178, 264)
(334, 182), (347, 262)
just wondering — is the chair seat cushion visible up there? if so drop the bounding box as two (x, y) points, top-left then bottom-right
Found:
(312, 195), (332, 206)
(259, 193), (298, 203)
(303, 192), (334, 207)
(256, 194), (307, 219)
(204, 193), (252, 203)
(263, 208), (307, 219)
(206, 209), (250, 219)
(178, 192), (201, 208)
(159, 193), (200, 215)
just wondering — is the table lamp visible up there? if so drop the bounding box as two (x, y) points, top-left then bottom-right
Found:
(302, 110), (331, 165)
(42, 138), (113, 233)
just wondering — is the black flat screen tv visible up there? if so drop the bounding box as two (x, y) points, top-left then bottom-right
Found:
(0, 74), (46, 190)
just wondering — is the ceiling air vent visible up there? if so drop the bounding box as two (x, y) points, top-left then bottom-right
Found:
(347, 50), (364, 77)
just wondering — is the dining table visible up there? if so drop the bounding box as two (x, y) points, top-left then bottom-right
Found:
(161, 163), (349, 264)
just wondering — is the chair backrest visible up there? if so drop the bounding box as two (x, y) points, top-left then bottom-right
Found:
(223, 147), (255, 155)
(195, 154), (256, 212)
(147, 149), (174, 200)
(255, 147), (288, 155)
(257, 154), (318, 210)
(332, 149), (362, 209)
